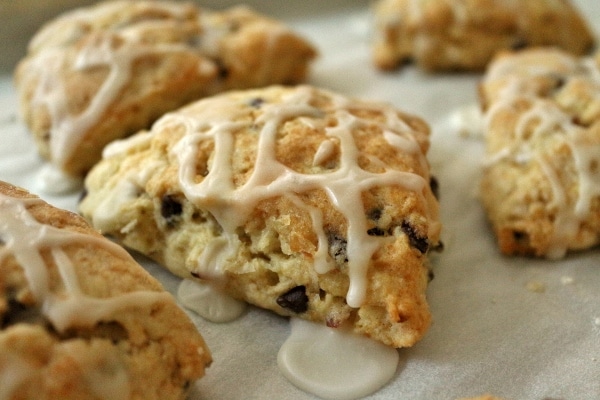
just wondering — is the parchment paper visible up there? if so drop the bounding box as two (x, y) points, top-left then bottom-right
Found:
(0, 1), (598, 399)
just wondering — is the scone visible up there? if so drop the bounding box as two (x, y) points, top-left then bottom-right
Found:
(14, 0), (316, 178)
(79, 85), (442, 348)
(0, 181), (211, 399)
(479, 48), (600, 258)
(373, 0), (594, 71)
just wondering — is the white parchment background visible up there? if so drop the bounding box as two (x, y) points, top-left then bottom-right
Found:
(0, 1), (599, 399)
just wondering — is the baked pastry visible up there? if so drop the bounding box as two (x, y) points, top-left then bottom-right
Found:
(479, 48), (600, 258)
(0, 181), (211, 399)
(78, 85), (442, 348)
(372, 0), (594, 71)
(14, 0), (316, 178)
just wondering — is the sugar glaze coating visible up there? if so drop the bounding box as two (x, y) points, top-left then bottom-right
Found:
(480, 49), (600, 258)
(0, 182), (210, 400)
(81, 85), (441, 348)
(15, 0), (316, 178)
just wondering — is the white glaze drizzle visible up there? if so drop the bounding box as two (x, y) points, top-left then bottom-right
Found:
(30, 29), (197, 171)
(286, 194), (334, 275)
(447, 103), (485, 138)
(92, 155), (164, 234)
(176, 279), (247, 323)
(387, 0), (562, 66)
(24, 1), (289, 176)
(163, 86), (433, 308)
(312, 138), (337, 167)
(91, 178), (140, 234)
(102, 129), (155, 159)
(0, 192), (172, 399)
(277, 318), (399, 400)
(36, 163), (83, 194)
(482, 50), (600, 257)
(537, 156), (580, 259)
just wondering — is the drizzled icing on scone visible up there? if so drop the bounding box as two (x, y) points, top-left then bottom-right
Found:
(0, 193), (170, 330)
(107, 85), (439, 308)
(0, 192), (171, 399)
(21, 1), (305, 178)
(25, 1), (204, 172)
(482, 50), (600, 258)
(374, 0), (594, 72)
(277, 318), (399, 399)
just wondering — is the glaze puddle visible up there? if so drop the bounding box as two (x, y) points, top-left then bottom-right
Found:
(278, 318), (399, 400)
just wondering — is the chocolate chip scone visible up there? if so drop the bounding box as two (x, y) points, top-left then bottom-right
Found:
(373, 0), (594, 71)
(0, 181), (211, 399)
(14, 0), (316, 178)
(479, 48), (600, 258)
(78, 85), (442, 348)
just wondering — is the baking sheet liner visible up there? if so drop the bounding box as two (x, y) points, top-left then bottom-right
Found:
(0, 1), (599, 398)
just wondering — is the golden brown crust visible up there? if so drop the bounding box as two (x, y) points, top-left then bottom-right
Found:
(373, 0), (594, 72)
(79, 85), (441, 348)
(14, 0), (316, 177)
(0, 181), (211, 400)
(479, 48), (600, 258)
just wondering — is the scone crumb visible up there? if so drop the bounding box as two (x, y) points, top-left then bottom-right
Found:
(560, 275), (574, 285)
(526, 280), (546, 293)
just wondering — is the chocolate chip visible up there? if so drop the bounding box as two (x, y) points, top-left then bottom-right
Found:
(431, 240), (444, 253)
(367, 208), (382, 221)
(427, 268), (435, 282)
(550, 74), (566, 90)
(276, 286), (308, 313)
(161, 195), (183, 225)
(429, 176), (439, 199)
(367, 209), (391, 236)
(511, 37), (529, 50)
(228, 21), (241, 33)
(512, 230), (529, 245)
(214, 59), (230, 79)
(78, 187), (88, 204)
(186, 35), (202, 48)
(1, 298), (24, 328)
(1, 296), (44, 328)
(399, 56), (414, 67)
(367, 227), (386, 237)
(249, 97), (264, 108)
(401, 221), (429, 253)
(327, 232), (348, 264)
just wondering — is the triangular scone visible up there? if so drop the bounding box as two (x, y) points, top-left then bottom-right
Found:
(479, 48), (600, 258)
(14, 0), (316, 178)
(79, 85), (442, 348)
(373, 0), (594, 71)
(0, 181), (211, 399)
